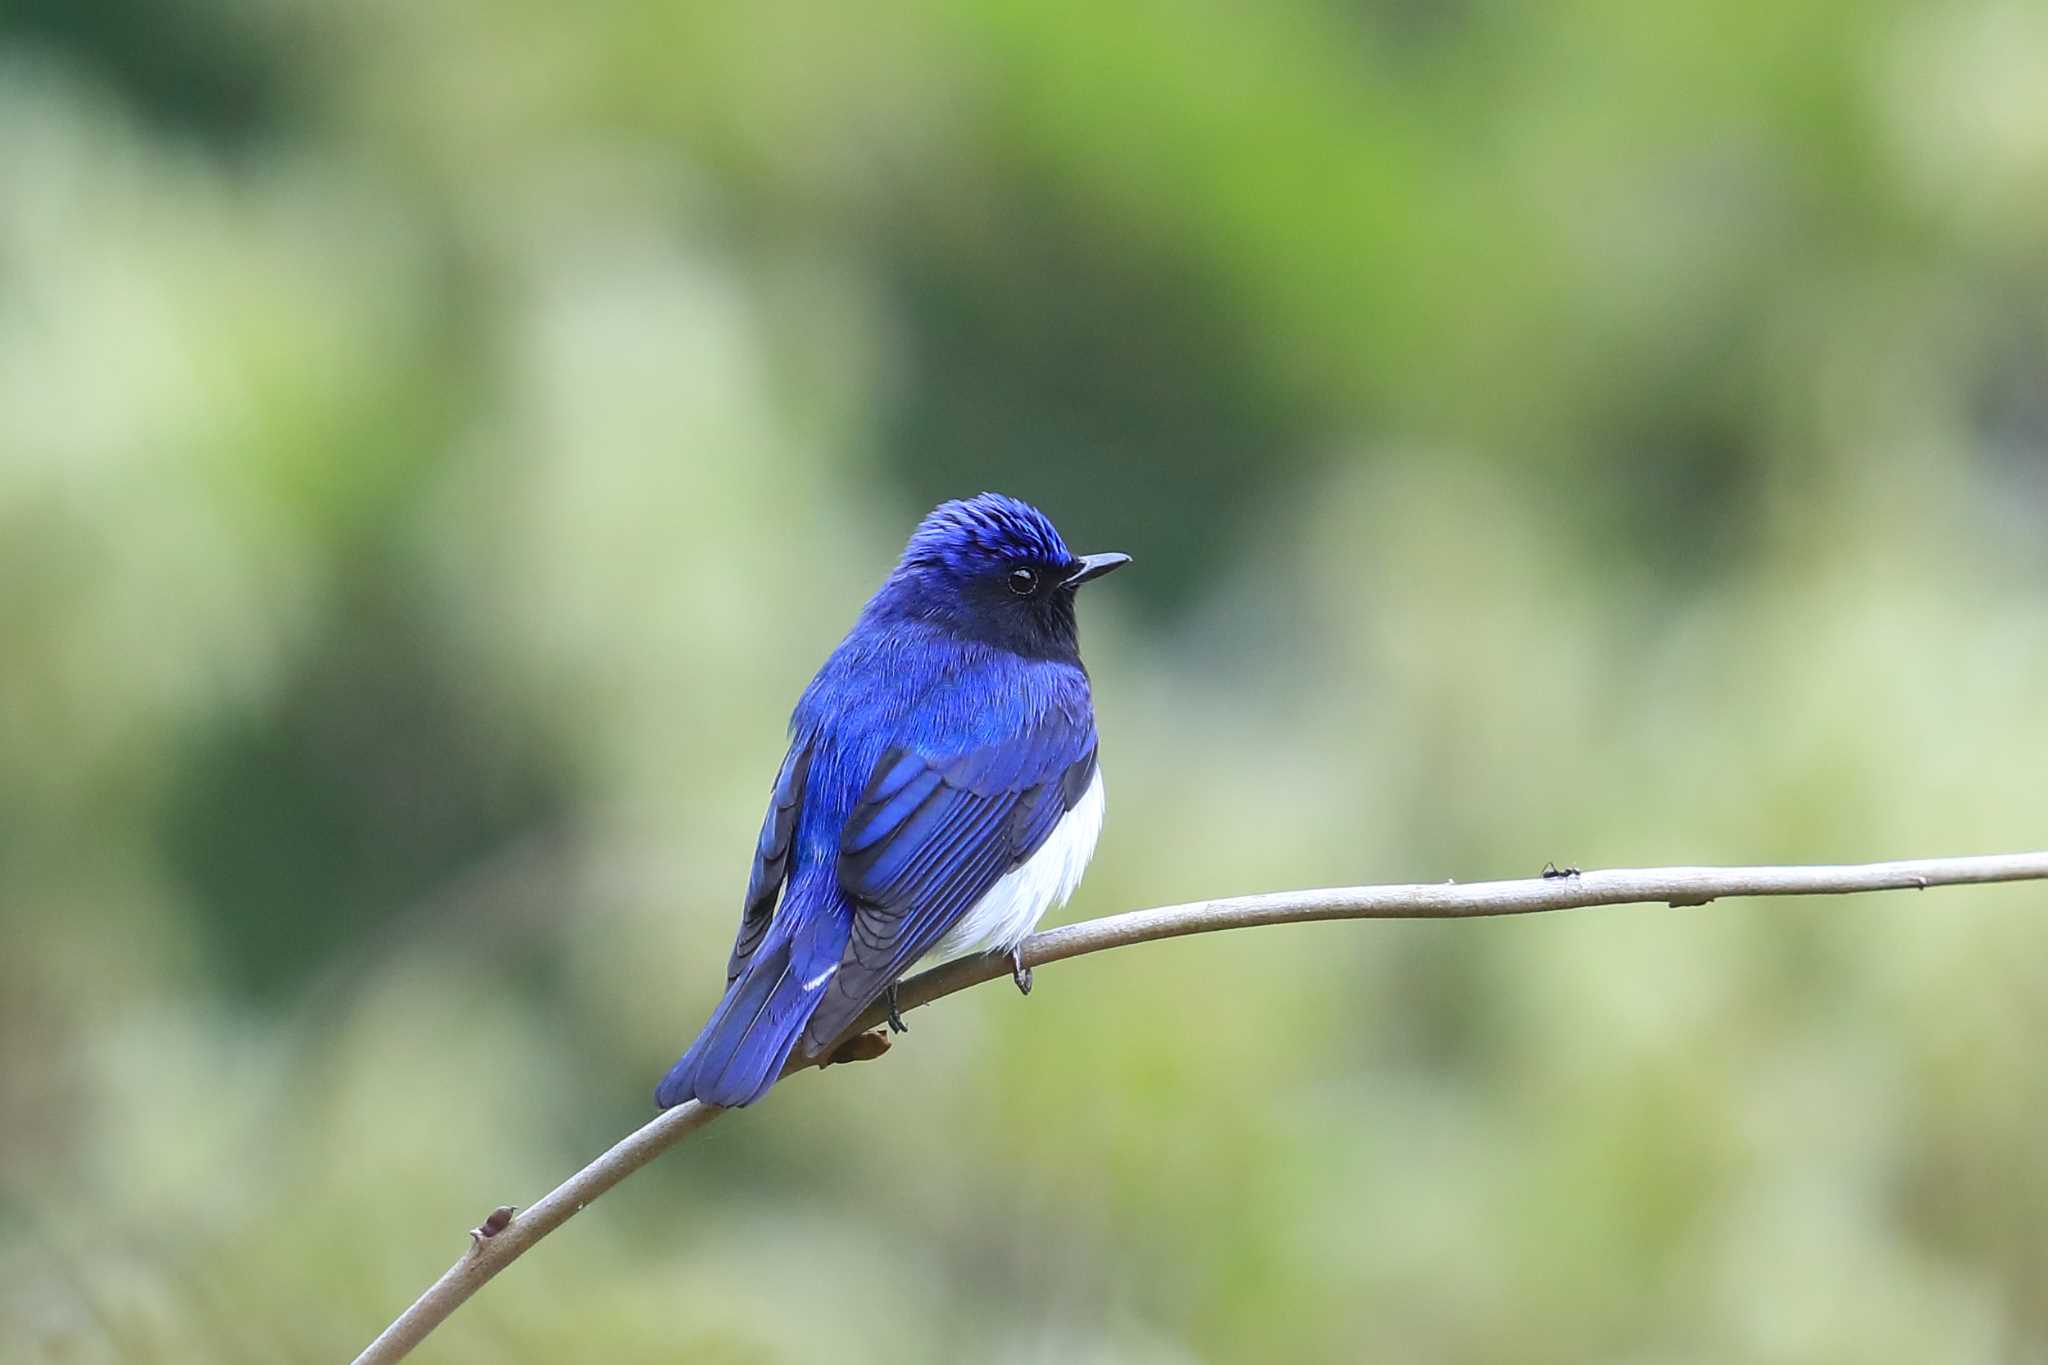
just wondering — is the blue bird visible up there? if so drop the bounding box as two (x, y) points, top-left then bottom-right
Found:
(656, 493), (1129, 1109)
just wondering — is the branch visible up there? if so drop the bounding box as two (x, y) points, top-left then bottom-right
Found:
(351, 851), (2048, 1364)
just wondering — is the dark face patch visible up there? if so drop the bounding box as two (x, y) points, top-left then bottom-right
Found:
(876, 493), (1118, 662)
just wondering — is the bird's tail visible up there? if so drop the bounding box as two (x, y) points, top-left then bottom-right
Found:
(656, 932), (833, 1110)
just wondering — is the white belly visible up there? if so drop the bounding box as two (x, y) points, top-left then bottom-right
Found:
(926, 769), (1105, 965)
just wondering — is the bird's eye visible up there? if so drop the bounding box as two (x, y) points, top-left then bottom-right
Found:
(1006, 567), (1039, 596)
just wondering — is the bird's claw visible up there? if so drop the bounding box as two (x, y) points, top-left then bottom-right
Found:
(1010, 947), (1033, 996)
(1542, 861), (1581, 879)
(884, 983), (908, 1033)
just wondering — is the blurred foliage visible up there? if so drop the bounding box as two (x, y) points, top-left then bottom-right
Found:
(3, 1), (2048, 1361)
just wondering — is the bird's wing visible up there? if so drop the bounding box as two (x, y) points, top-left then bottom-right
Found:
(800, 709), (1097, 1054)
(725, 736), (813, 982)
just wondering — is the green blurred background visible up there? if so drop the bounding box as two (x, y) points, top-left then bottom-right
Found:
(5, 1), (2048, 1361)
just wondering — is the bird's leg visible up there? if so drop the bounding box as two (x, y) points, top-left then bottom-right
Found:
(1010, 946), (1033, 997)
(884, 983), (908, 1034)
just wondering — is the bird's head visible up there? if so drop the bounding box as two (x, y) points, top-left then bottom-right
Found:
(880, 492), (1130, 660)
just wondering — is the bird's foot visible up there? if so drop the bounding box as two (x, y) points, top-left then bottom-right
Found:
(1542, 861), (1582, 879)
(884, 983), (908, 1034)
(1010, 946), (1033, 996)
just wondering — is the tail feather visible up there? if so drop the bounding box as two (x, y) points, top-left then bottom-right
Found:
(656, 941), (821, 1109)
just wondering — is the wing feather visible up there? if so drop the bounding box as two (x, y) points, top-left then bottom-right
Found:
(799, 715), (1097, 1053)
(726, 738), (813, 981)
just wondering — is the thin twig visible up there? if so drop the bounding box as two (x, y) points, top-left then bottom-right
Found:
(350, 851), (2048, 1364)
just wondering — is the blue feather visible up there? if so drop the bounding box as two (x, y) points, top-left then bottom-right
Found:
(655, 494), (1126, 1109)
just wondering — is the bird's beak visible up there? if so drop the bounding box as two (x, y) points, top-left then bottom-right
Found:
(1064, 552), (1132, 587)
